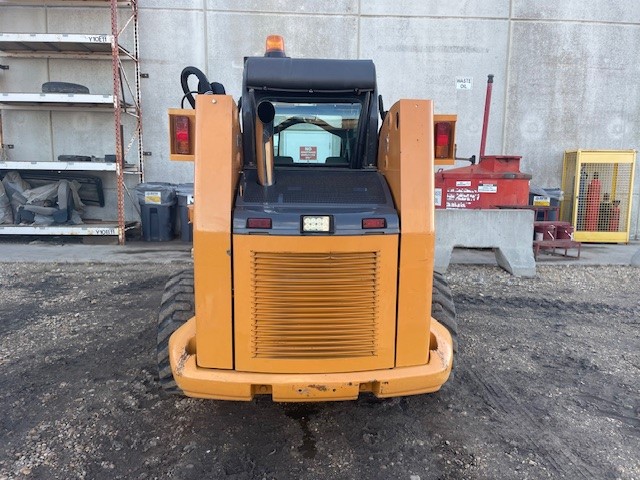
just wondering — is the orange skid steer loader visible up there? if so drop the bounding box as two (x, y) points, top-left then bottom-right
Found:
(159, 36), (457, 402)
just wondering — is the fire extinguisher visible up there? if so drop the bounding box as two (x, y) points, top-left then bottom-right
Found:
(609, 200), (621, 232)
(585, 172), (601, 231)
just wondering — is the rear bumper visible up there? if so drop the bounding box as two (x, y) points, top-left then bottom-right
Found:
(169, 318), (453, 402)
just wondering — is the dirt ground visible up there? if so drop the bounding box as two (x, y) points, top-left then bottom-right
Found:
(0, 262), (638, 480)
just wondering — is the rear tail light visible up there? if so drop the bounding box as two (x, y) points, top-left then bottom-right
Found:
(174, 115), (190, 155)
(435, 122), (451, 158)
(247, 218), (272, 229)
(362, 218), (386, 229)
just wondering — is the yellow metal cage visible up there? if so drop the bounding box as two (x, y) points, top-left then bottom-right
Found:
(561, 150), (636, 243)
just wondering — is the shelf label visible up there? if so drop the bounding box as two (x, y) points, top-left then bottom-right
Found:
(86, 34), (108, 43)
(144, 191), (162, 204)
(94, 228), (117, 236)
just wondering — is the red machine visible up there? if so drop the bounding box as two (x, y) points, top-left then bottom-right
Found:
(435, 75), (531, 209)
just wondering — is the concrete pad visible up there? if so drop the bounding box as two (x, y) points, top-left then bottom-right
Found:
(0, 240), (192, 264)
(435, 209), (536, 276)
(450, 241), (640, 266)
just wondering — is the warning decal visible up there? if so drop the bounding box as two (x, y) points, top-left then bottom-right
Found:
(478, 183), (497, 193)
(300, 146), (317, 161)
(144, 191), (162, 205)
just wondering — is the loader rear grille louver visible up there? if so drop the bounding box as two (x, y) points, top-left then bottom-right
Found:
(251, 251), (379, 359)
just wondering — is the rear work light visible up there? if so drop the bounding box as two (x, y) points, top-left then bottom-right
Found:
(174, 115), (190, 155)
(435, 122), (451, 159)
(362, 218), (386, 229)
(247, 218), (272, 229)
(302, 216), (331, 232)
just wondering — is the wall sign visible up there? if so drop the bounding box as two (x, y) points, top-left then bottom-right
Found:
(456, 77), (473, 90)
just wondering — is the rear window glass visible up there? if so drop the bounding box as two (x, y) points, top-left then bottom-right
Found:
(272, 102), (361, 166)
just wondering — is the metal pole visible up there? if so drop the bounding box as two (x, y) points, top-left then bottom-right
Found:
(111, 0), (125, 245)
(479, 74), (494, 160)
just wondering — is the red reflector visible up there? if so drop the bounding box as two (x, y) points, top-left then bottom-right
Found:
(435, 122), (451, 145)
(435, 122), (451, 158)
(247, 218), (272, 229)
(174, 115), (190, 155)
(362, 218), (386, 229)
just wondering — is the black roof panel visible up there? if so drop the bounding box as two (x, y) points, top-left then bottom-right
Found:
(244, 57), (376, 93)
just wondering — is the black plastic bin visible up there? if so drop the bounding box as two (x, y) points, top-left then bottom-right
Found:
(175, 183), (194, 242)
(135, 183), (176, 241)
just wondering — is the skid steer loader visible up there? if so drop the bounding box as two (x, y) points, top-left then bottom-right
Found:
(159, 36), (457, 402)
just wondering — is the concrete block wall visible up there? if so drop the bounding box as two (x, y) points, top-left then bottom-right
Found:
(2, 1), (639, 237)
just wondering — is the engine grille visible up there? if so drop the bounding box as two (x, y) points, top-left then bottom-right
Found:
(251, 251), (379, 359)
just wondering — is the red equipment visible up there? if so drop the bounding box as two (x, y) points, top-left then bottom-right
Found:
(435, 75), (531, 209)
(585, 172), (601, 231)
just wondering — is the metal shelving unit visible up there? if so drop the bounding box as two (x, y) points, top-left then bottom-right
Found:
(0, 32), (132, 59)
(0, 222), (122, 236)
(0, 92), (116, 110)
(0, 0), (142, 244)
(0, 160), (137, 171)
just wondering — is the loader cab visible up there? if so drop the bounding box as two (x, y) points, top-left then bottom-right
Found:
(161, 35), (456, 402)
(241, 55), (379, 170)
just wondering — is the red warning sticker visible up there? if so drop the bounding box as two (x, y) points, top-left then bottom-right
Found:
(300, 146), (317, 161)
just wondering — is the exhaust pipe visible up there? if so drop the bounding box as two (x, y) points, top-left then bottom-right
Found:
(255, 101), (276, 186)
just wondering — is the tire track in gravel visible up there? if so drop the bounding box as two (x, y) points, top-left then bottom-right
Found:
(575, 393), (640, 434)
(456, 286), (623, 479)
(456, 293), (636, 318)
(461, 368), (605, 479)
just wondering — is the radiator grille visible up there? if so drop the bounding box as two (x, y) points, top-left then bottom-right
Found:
(251, 251), (379, 359)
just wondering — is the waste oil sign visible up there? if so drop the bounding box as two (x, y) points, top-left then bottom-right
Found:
(456, 77), (473, 90)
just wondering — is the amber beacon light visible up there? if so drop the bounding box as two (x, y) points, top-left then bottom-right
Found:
(265, 35), (286, 57)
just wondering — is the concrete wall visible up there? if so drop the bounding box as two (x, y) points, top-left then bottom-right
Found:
(2, 1), (639, 237)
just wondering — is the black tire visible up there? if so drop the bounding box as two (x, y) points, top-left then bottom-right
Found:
(431, 271), (458, 354)
(157, 269), (195, 394)
(41, 81), (90, 94)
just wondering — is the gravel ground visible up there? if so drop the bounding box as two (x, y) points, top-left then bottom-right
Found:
(0, 263), (638, 480)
